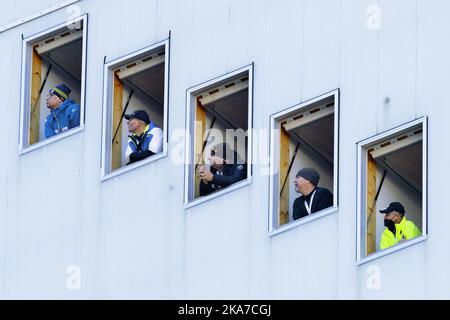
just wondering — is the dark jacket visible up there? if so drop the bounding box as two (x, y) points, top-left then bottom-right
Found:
(293, 187), (333, 220)
(199, 163), (247, 196)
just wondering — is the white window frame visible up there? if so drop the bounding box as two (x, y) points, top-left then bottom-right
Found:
(184, 64), (254, 209)
(268, 90), (340, 236)
(356, 117), (428, 265)
(18, 14), (88, 155)
(100, 38), (170, 181)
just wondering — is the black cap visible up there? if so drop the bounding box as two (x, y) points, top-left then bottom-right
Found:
(124, 110), (150, 124)
(379, 202), (405, 215)
(296, 167), (320, 186)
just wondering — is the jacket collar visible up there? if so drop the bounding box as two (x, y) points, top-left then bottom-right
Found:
(394, 216), (409, 238)
(132, 121), (157, 137)
(302, 186), (317, 200)
(132, 124), (150, 137)
(51, 99), (73, 114)
(396, 216), (408, 229)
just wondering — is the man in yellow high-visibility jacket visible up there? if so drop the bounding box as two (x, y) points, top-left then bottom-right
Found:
(379, 202), (421, 250)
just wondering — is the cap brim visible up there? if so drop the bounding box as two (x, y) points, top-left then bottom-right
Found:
(124, 114), (132, 120)
(379, 209), (390, 213)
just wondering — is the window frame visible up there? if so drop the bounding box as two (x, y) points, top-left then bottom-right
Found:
(268, 89), (340, 237)
(183, 64), (254, 209)
(18, 14), (88, 155)
(100, 38), (170, 181)
(356, 117), (428, 266)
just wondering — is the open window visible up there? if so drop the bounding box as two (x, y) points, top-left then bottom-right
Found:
(101, 39), (169, 180)
(19, 15), (87, 154)
(184, 65), (253, 208)
(356, 117), (427, 265)
(268, 90), (339, 235)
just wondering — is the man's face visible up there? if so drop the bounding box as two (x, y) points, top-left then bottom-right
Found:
(208, 147), (225, 170)
(208, 156), (224, 170)
(294, 176), (310, 195)
(46, 93), (63, 109)
(384, 211), (401, 223)
(127, 118), (142, 133)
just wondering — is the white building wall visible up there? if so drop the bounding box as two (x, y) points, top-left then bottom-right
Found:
(0, 0), (450, 299)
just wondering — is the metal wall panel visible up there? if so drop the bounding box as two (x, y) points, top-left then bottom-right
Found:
(1, 0), (449, 299)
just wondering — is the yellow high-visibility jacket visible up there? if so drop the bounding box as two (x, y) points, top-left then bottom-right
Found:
(380, 216), (421, 250)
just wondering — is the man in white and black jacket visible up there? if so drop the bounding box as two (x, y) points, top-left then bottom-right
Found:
(292, 167), (333, 220)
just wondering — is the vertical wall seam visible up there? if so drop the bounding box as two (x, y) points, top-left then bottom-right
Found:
(188, 0), (196, 88)
(300, 0), (305, 101)
(376, 0), (380, 134)
(155, 0), (159, 40)
(415, 0), (418, 119)
(336, 0), (343, 299)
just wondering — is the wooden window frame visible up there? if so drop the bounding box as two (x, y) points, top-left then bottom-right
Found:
(268, 89), (340, 236)
(356, 117), (428, 265)
(100, 38), (170, 181)
(19, 14), (88, 154)
(183, 64), (254, 209)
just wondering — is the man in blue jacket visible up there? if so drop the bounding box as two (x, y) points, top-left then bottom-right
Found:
(44, 83), (80, 138)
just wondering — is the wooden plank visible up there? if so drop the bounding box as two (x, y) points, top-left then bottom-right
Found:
(29, 48), (42, 145)
(117, 54), (165, 80)
(370, 132), (422, 159)
(199, 81), (248, 106)
(279, 126), (290, 226)
(366, 154), (377, 255)
(283, 106), (334, 132)
(194, 98), (206, 198)
(111, 74), (124, 171)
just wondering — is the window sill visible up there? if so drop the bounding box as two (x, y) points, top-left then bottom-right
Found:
(356, 235), (428, 266)
(269, 206), (338, 237)
(101, 151), (168, 182)
(184, 178), (252, 210)
(19, 125), (85, 155)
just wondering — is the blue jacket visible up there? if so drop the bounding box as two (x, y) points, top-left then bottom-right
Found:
(44, 99), (80, 138)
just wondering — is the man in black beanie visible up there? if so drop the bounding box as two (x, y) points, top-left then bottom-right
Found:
(292, 167), (333, 220)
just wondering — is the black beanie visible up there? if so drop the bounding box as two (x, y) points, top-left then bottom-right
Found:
(296, 167), (320, 186)
(49, 83), (71, 101)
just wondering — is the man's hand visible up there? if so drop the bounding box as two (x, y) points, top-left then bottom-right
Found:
(198, 166), (214, 182)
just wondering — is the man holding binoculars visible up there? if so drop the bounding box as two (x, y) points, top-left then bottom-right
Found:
(198, 142), (247, 196)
